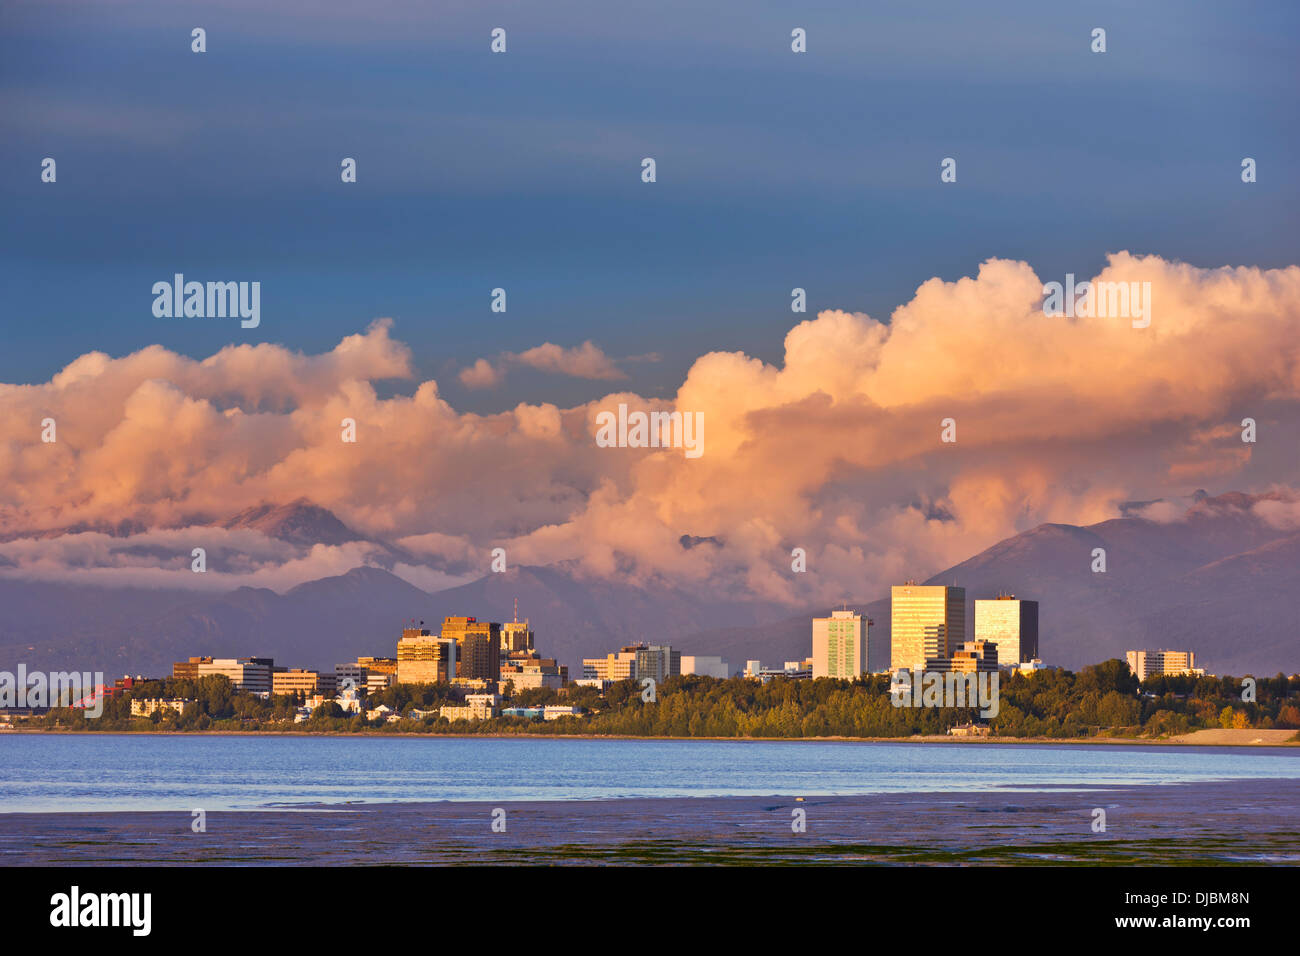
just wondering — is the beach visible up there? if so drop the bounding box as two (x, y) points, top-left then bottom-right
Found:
(4, 778), (1297, 865)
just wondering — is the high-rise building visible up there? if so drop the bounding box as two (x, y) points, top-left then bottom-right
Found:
(891, 583), (965, 673)
(441, 616), (502, 681)
(812, 609), (868, 679)
(501, 621), (534, 654)
(974, 596), (1039, 666)
(633, 644), (680, 684)
(501, 601), (535, 654)
(1126, 650), (1203, 681)
(396, 627), (458, 684)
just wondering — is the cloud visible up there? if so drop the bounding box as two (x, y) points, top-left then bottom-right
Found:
(2, 254), (1298, 604)
(512, 341), (626, 380)
(458, 358), (505, 389)
(458, 340), (628, 389)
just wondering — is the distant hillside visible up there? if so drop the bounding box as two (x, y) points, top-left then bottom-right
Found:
(683, 492), (1300, 676)
(216, 499), (363, 547)
(0, 492), (1295, 678)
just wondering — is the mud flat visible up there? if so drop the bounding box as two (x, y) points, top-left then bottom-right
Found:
(1168, 729), (1299, 746)
(3, 778), (1297, 866)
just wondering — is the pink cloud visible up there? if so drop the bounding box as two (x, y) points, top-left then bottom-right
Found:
(2, 254), (1298, 604)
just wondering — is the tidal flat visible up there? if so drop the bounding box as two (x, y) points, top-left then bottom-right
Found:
(4, 779), (1297, 866)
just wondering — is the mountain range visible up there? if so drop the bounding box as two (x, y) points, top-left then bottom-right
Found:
(0, 492), (1295, 678)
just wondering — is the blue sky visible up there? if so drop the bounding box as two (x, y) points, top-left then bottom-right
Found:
(3, 0), (1298, 412)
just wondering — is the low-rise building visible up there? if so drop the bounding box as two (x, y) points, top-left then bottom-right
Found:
(680, 655), (729, 679)
(171, 657), (213, 681)
(440, 693), (500, 722)
(1014, 658), (1051, 676)
(926, 640), (999, 674)
(196, 658), (275, 694)
(1126, 650), (1204, 681)
(542, 705), (582, 721)
(130, 698), (192, 717)
(582, 644), (679, 683)
(365, 704), (401, 723)
(273, 668), (336, 697)
(501, 707), (545, 721)
(110, 676), (157, 697)
(305, 684), (364, 716)
(499, 653), (568, 692)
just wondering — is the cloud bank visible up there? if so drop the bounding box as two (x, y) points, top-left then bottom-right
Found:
(2, 254), (1297, 600)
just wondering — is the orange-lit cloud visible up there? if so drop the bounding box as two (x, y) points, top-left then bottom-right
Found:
(459, 340), (628, 388)
(1, 254), (1297, 601)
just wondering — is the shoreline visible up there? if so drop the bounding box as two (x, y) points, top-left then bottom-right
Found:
(4, 727), (1296, 746)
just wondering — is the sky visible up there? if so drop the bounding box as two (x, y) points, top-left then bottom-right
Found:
(1, 0), (1298, 600)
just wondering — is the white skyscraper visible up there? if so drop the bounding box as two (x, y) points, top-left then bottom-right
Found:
(812, 609), (867, 679)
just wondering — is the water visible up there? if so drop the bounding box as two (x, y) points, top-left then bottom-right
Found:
(2, 734), (1297, 813)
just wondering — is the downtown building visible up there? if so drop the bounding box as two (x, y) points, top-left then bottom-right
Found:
(582, 644), (680, 683)
(171, 656), (212, 681)
(501, 619), (535, 654)
(812, 608), (869, 678)
(272, 668), (337, 697)
(441, 616), (502, 682)
(337, 657), (398, 694)
(396, 627), (458, 685)
(1126, 649), (1204, 681)
(499, 653), (569, 691)
(439, 693), (501, 722)
(926, 639), (999, 674)
(680, 655), (730, 679)
(173, 657), (275, 695)
(973, 595), (1040, 666)
(891, 583), (966, 674)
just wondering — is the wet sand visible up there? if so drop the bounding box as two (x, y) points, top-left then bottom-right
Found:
(3, 778), (1297, 865)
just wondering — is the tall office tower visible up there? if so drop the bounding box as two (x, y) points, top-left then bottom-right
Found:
(396, 627), (457, 684)
(501, 620), (534, 654)
(441, 617), (502, 681)
(974, 596), (1039, 666)
(890, 583), (966, 673)
(812, 609), (868, 679)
